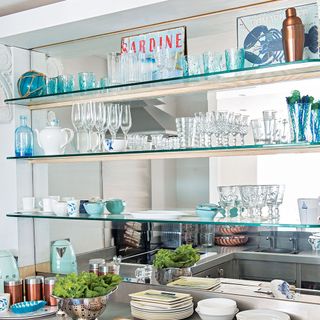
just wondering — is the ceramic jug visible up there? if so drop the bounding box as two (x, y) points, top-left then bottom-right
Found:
(35, 119), (74, 155)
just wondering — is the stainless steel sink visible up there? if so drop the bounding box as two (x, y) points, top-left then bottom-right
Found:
(254, 248), (299, 254)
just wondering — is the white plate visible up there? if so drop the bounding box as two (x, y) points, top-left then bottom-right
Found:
(236, 309), (290, 320)
(128, 210), (191, 220)
(0, 306), (57, 319)
(18, 208), (41, 213)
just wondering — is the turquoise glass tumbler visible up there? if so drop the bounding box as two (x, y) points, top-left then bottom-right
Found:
(287, 102), (311, 142)
(310, 108), (320, 142)
(225, 48), (245, 71)
(17, 70), (46, 98)
(78, 72), (96, 90)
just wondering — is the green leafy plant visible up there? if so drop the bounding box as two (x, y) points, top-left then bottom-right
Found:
(153, 244), (200, 269)
(53, 272), (122, 298)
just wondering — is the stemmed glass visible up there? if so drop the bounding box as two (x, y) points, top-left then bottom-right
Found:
(239, 115), (249, 145)
(240, 185), (258, 219)
(108, 103), (121, 141)
(218, 186), (238, 218)
(255, 185), (268, 218)
(94, 102), (108, 152)
(266, 185), (280, 220)
(71, 103), (84, 152)
(120, 104), (132, 146)
(274, 185), (285, 219)
(231, 113), (241, 146)
(83, 101), (96, 152)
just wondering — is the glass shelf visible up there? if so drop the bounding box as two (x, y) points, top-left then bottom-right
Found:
(6, 211), (320, 229)
(6, 142), (320, 163)
(5, 59), (320, 109)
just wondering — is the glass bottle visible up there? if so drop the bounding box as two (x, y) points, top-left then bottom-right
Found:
(15, 115), (33, 157)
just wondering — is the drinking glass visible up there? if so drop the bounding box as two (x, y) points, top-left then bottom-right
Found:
(57, 75), (75, 93)
(266, 185), (280, 220)
(94, 102), (108, 152)
(204, 111), (216, 147)
(225, 48), (245, 70)
(274, 185), (285, 219)
(263, 110), (277, 144)
(255, 185), (268, 218)
(216, 111), (231, 146)
(120, 104), (132, 145)
(176, 117), (196, 149)
(151, 134), (164, 150)
(239, 115), (249, 145)
(78, 72), (96, 90)
(83, 101), (96, 152)
(108, 103), (121, 141)
(100, 77), (109, 88)
(231, 113), (241, 146)
(46, 77), (58, 94)
(187, 55), (204, 76)
(251, 119), (265, 145)
(71, 102), (85, 152)
(311, 108), (320, 142)
(164, 49), (181, 78)
(154, 47), (167, 79)
(203, 51), (224, 73)
(195, 112), (207, 147)
(240, 185), (259, 219)
(218, 186), (238, 218)
(122, 52), (140, 83)
(107, 52), (122, 85)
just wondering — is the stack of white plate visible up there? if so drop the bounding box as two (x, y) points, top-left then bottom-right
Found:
(196, 298), (239, 320)
(236, 309), (290, 320)
(129, 289), (194, 320)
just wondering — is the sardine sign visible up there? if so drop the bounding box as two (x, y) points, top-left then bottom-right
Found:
(121, 26), (187, 56)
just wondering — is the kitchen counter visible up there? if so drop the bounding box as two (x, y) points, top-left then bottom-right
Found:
(42, 302), (200, 319)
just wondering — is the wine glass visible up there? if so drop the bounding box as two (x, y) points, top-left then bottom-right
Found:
(83, 101), (96, 152)
(108, 103), (121, 142)
(71, 103), (84, 152)
(94, 102), (108, 152)
(120, 104), (132, 147)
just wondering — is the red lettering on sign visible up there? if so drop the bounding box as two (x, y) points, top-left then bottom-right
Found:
(159, 36), (163, 49)
(139, 40), (146, 53)
(165, 35), (173, 48)
(121, 41), (128, 53)
(149, 38), (156, 52)
(176, 33), (182, 48)
(130, 41), (137, 53)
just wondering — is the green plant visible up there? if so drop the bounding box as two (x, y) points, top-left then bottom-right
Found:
(53, 272), (122, 298)
(153, 244), (200, 269)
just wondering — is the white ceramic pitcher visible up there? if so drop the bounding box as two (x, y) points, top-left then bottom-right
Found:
(35, 119), (74, 155)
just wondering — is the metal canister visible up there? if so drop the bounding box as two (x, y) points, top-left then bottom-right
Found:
(89, 258), (105, 275)
(4, 280), (23, 305)
(44, 277), (57, 306)
(25, 276), (42, 301)
(36, 276), (45, 299)
(98, 264), (109, 276)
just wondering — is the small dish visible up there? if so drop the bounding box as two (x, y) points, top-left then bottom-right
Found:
(236, 309), (290, 320)
(196, 307), (239, 320)
(83, 202), (105, 216)
(11, 301), (46, 314)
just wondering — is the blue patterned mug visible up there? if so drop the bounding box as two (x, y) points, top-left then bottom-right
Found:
(0, 293), (10, 312)
(106, 199), (126, 215)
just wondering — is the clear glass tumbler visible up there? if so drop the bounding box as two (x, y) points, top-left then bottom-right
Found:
(107, 52), (122, 85)
(203, 51), (224, 73)
(225, 48), (245, 71)
(176, 117), (196, 149)
(251, 119), (265, 145)
(187, 55), (204, 76)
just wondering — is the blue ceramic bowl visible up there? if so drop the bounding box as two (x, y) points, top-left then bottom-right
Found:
(17, 70), (46, 98)
(196, 209), (216, 220)
(83, 202), (105, 216)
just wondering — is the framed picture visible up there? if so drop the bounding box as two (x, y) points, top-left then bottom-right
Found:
(237, 3), (318, 67)
(121, 26), (187, 78)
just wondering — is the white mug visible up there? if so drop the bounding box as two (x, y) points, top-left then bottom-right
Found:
(39, 198), (52, 212)
(0, 293), (10, 312)
(53, 201), (68, 216)
(67, 200), (80, 215)
(61, 197), (75, 202)
(22, 197), (35, 211)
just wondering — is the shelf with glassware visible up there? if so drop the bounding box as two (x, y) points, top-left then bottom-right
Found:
(6, 183), (320, 229)
(5, 59), (320, 109)
(9, 89), (320, 163)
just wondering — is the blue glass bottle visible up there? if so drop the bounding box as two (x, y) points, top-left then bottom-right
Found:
(15, 115), (33, 157)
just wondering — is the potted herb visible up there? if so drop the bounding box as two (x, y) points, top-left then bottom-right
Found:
(153, 244), (200, 285)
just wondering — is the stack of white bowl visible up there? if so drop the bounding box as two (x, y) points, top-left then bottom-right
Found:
(196, 298), (238, 320)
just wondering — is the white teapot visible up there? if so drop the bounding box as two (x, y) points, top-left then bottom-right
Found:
(35, 119), (74, 155)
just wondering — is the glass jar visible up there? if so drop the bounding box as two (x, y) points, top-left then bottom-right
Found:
(15, 115), (33, 157)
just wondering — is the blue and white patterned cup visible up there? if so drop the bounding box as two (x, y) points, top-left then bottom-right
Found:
(0, 293), (10, 312)
(67, 200), (80, 216)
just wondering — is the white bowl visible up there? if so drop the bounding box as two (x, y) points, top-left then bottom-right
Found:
(197, 298), (237, 315)
(236, 309), (290, 320)
(196, 307), (239, 320)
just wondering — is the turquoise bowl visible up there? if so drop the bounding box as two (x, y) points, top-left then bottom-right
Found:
(83, 202), (105, 216)
(196, 209), (217, 220)
(17, 70), (46, 98)
(106, 199), (126, 215)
